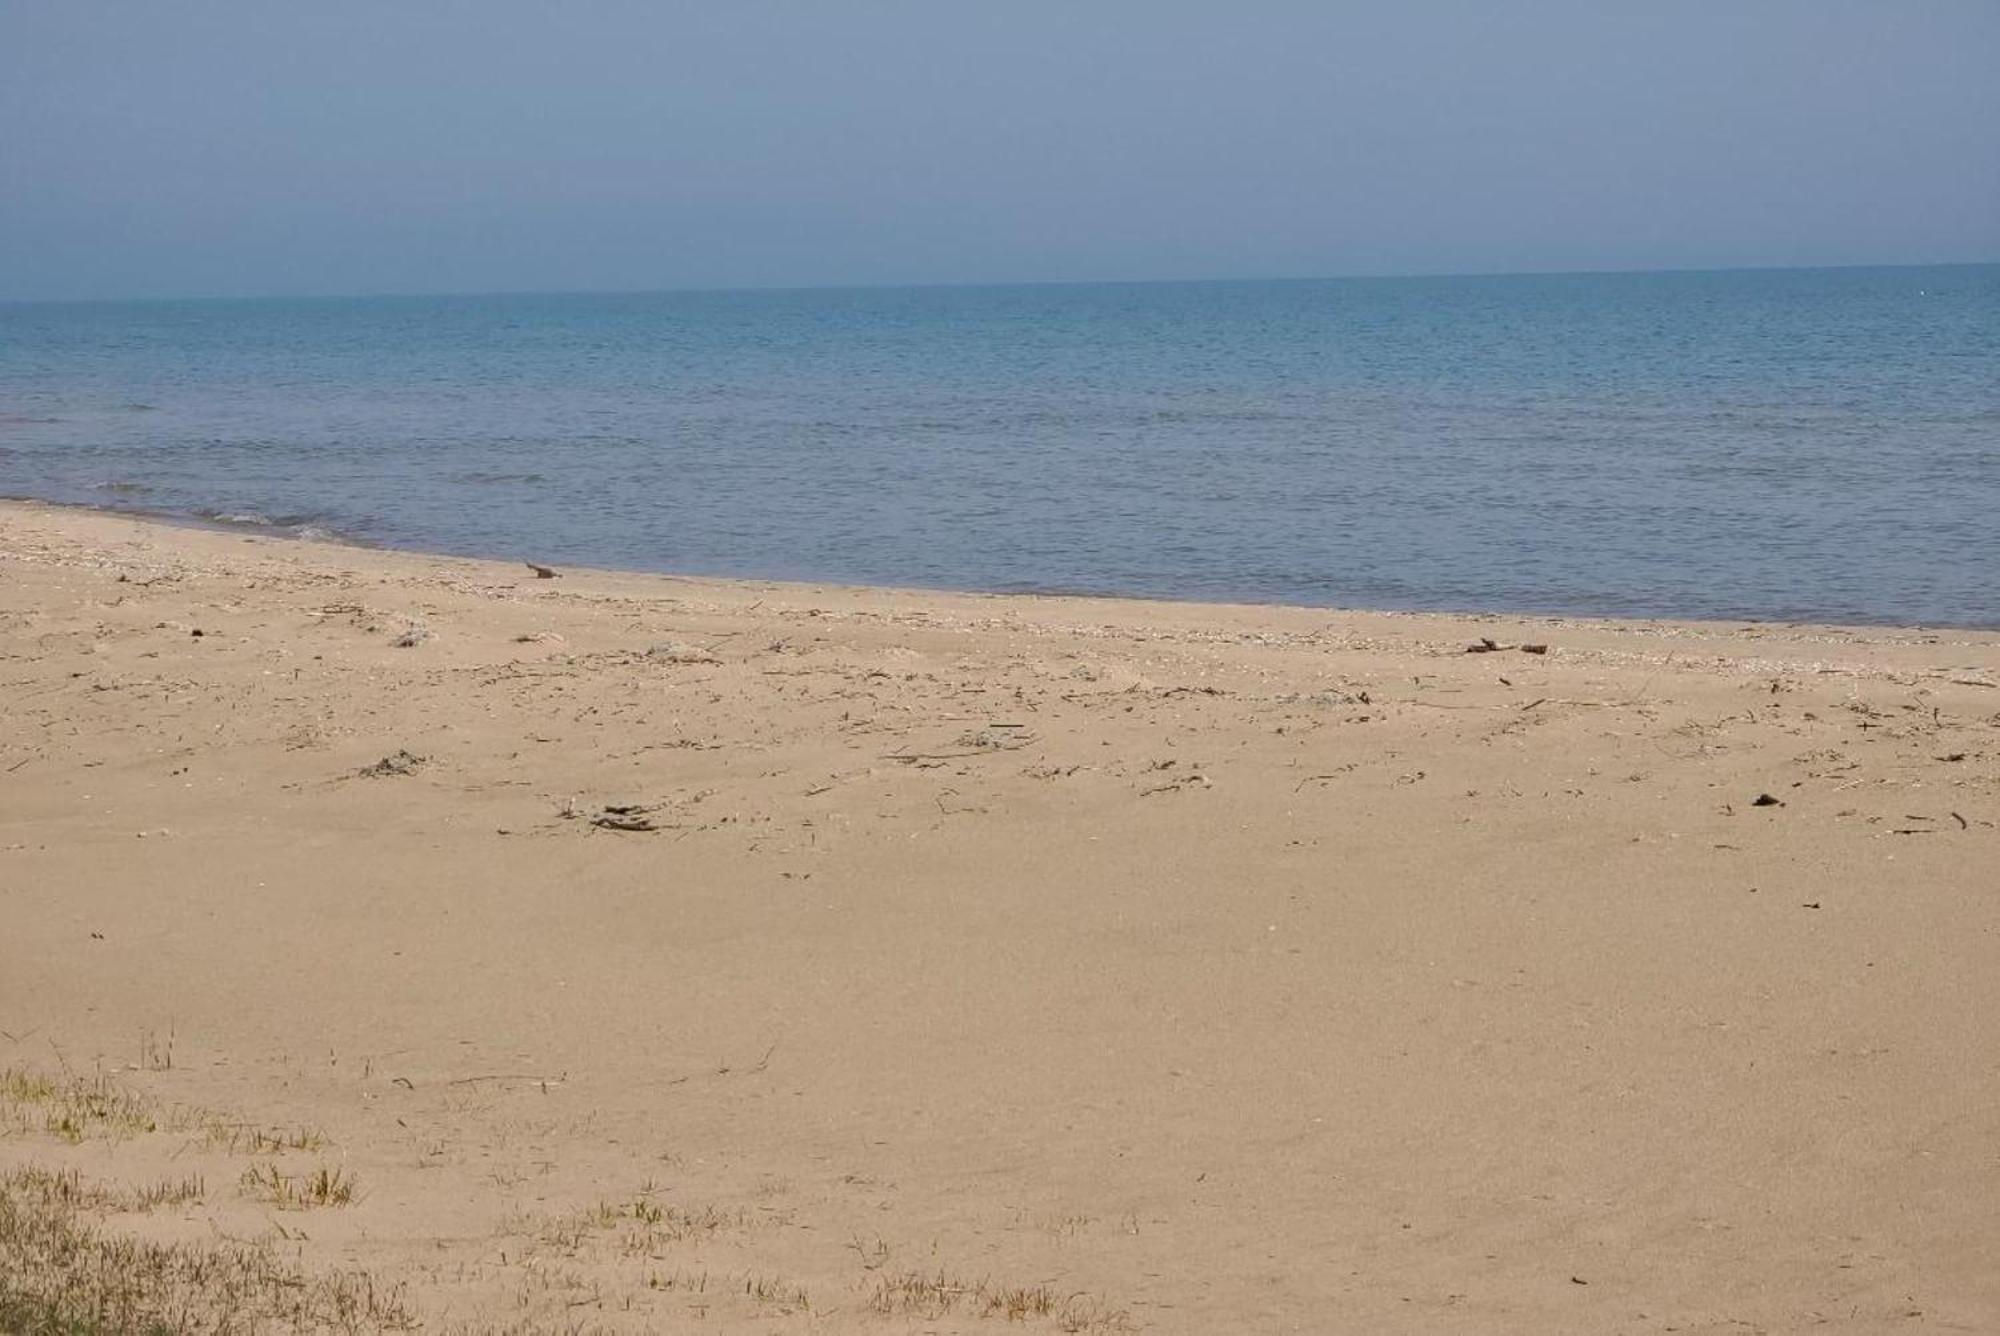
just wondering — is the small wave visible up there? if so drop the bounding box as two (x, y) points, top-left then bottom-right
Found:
(199, 508), (323, 529)
(190, 508), (364, 546)
(120, 403), (159, 412)
(449, 470), (551, 485)
(91, 481), (156, 495)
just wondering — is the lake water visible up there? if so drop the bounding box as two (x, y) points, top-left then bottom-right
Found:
(3, 265), (1996, 626)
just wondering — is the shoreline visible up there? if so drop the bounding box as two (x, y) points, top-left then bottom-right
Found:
(5, 257), (1993, 308)
(1, 490), (383, 549)
(4, 498), (1998, 1332)
(6, 493), (1994, 642)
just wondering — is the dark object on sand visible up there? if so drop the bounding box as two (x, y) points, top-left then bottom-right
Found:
(1519, 643), (1549, 655)
(561, 800), (661, 832)
(588, 802), (658, 832)
(526, 562), (559, 579)
(359, 749), (426, 778)
(1751, 793), (1784, 807)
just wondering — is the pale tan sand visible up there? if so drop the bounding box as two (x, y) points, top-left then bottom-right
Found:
(2, 498), (1997, 1334)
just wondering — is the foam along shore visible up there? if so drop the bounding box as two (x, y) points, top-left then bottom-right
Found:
(3, 497), (1998, 1333)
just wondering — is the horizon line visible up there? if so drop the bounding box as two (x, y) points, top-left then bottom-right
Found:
(3, 256), (1995, 308)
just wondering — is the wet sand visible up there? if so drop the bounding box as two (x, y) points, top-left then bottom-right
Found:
(3, 499), (1998, 1333)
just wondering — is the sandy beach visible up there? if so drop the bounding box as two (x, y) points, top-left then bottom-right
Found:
(3, 497), (1997, 1333)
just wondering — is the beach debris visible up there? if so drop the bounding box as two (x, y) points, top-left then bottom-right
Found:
(935, 787), (986, 817)
(391, 625), (431, 648)
(525, 561), (560, 579)
(190, 628), (205, 638)
(886, 725), (1035, 765)
(359, 749), (427, 778)
(1140, 768), (1211, 797)
(1275, 689), (1369, 707)
(1751, 793), (1784, 807)
(586, 802), (660, 832)
(959, 724), (1033, 751)
(1465, 637), (1550, 655)
(559, 798), (664, 831)
(647, 641), (721, 665)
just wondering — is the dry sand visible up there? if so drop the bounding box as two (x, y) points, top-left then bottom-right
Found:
(3, 498), (1998, 1334)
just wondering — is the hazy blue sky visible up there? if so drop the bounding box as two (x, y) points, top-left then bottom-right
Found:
(3, 1), (1996, 300)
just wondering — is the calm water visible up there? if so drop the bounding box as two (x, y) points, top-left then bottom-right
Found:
(3, 266), (1997, 626)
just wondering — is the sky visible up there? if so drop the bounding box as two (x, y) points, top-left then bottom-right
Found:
(2, 1), (1996, 301)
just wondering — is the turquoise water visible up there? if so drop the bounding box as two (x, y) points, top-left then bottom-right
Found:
(2, 265), (1996, 625)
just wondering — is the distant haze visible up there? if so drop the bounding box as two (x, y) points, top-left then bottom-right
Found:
(3, 0), (1996, 301)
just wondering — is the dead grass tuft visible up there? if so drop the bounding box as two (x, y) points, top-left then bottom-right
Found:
(4, 1165), (205, 1215)
(139, 1025), (176, 1072)
(2, 1066), (157, 1142)
(742, 1270), (811, 1313)
(535, 1195), (760, 1257)
(197, 1117), (328, 1155)
(868, 1269), (1131, 1331)
(2, 1064), (329, 1158)
(239, 1163), (358, 1209)
(0, 1165), (412, 1333)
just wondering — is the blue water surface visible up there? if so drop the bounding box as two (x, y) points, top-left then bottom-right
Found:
(2, 265), (1996, 625)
